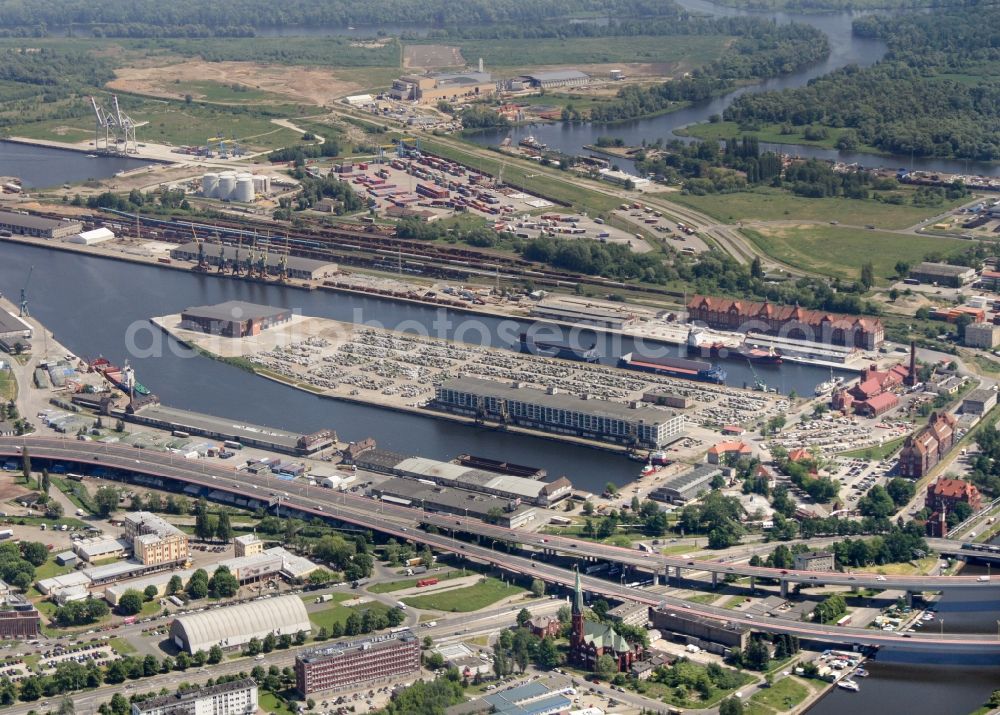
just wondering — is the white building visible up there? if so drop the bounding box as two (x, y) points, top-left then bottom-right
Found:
(130, 678), (258, 715)
(69, 227), (115, 245)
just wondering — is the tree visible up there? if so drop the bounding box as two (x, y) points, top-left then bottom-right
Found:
(117, 591), (143, 616)
(604, 482), (618, 496)
(530, 579), (545, 598)
(215, 511), (233, 543)
(245, 637), (261, 656)
(186, 569), (209, 600)
(594, 654), (617, 679)
(45, 501), (63, 519)
(167, 575), (183, 595)
(143, 585), (159, 602)
(263, 632), (277, 652)
(195, 499), (214, 541)
(208, 645), (223, 664)
(94, 486), (119, 517)
(536, 637), (560, 669)
(308, 569), (332, 587)
(426, 652), (445, 670)
(744, 639), (771, 670)
(18, 675), (42, 701)
(860, 262), (875, 290)
(208, 566), (239, 598)
(582, 501), (595, 516)
(886, 477), (916, 507)
(20, 449), (30, 484)
(21, 542), (48, 567)
(516, 608), (532, 628)
(719, 696), (744, 715)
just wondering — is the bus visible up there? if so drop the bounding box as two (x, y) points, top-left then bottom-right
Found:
(223, 440), (243, 450)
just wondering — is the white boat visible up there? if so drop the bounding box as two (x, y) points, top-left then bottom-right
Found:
(814, 369), (844, 396)
(837, 680), (860, 692)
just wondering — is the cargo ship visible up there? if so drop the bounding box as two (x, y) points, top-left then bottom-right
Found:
(618, 352), (726, 384)
(89, 357), (151, 396)
(518, 135), (547, 151)
(519, 333), (600, 363)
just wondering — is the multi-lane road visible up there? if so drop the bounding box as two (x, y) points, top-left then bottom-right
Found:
(5, 436), (1000, 652)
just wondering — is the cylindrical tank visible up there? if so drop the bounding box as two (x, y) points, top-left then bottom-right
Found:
(235, 176), (254, 203)
(217, 171), (237, 200)
(202, 173), (219, 198)
(252, 175), (270, 194)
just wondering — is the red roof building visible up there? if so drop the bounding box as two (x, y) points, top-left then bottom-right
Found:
(707, 441), (753, 464)
(899, 412), (958, 477)
(686, 295), (884, 349)
(848, 364), (904, 402)
(855, 391), (900, 417)
(831, 388), (855, 413)
(787, 448), (812, 463)
(926, 478), (982, 513)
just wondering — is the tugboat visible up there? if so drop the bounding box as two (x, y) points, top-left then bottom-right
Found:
(639, 462), (662, 478)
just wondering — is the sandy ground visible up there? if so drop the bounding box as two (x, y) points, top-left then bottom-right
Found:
(109, 60), (365, 106)
(403, 45), (465, 69)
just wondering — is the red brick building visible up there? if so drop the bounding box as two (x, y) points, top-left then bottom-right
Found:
(527, 615), (562, 639)
(926, 478), (982, 514)
(0, 598), (40, 639)
(294, 630), (421, 695)
(686, 295), (884, 349)
(898, 412), (958, 477)
(855, 391), (900, 418)
(570, 571), (640, 672)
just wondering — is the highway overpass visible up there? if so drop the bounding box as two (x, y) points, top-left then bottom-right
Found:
(4, 436), (1000, 653)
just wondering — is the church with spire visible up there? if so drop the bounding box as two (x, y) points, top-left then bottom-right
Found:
(569, 570), (641, 672)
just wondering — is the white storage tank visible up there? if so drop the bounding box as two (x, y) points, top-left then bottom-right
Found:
(202, 173), (219, 198)
(217, 171), (237, 200)
(234, 175), (255, 203)
(252, 175), (271, 194)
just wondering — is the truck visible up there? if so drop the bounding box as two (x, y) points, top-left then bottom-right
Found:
(315, 594), (334, 603)
(416, 578), (439, 588)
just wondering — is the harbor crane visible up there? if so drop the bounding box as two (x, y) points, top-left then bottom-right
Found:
(19, 266), (33, 318)
(88, 95), (138, 155)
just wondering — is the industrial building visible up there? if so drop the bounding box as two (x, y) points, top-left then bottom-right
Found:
(649, 608), (749, 656)
(899, 411), (958, 477)
(389, 70), (494, 103)
(169, 242), (338, 281)
(0, 308), (33, 343)
(432, 377), (685, 450)
(73, 536), (132, 563)
(35, 571), (92, 597)
(481, 682), (574, 715)
(234, 534), (264, 558)
(130, 679), (258, 715)
(965, 322), (1000, 349)
(598, 168), (650, 189)
(371, 477), (539, 527)
(220, 546), (318, 582)
(170, 594), (310, 653)
(69, 227), (115, 245)
(354, 449), (571, 507)
(648, 465), (722, 504)
(0, 595), (40, 639)
(963, 388), (998, 415)
(517, 70), (590, 89)
(122, 402), (337, 457)
(295, 630), (421, 695)
(908, 262), (977, 288)
(124, 512), (190, 567)
(104, 569), (194, 606)
(687, 295), (884, 350)
(0, 210), (82, 239)
(180, 301), (293, 338)
(793, 551), (835, 571)
(607, 601), (650, 627)
(529, 298), (637, 329)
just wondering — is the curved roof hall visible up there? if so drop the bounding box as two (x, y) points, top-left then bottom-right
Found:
(170, 594), (310, 653)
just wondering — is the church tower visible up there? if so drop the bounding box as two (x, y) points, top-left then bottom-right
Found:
(571, 568), (585, 650)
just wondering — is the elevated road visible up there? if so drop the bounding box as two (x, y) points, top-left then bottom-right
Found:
(5, 436), (1000, 653)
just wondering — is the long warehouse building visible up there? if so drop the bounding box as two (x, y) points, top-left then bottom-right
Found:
(169, 242), (338, 281)
(0, 210), (82, 239)
(431, 377), (685, 449)
(169, 594), (310, 653)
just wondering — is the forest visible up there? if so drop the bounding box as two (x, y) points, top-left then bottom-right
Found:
(0, 0), (681, 37)
(722, 8), (1000, 159)
(589, 21), (828, 122)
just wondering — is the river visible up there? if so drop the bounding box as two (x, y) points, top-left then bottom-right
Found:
(464, 0), (1000, 178)
(0, 141), (152, 189)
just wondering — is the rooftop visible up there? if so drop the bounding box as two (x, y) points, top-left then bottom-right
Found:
(913, 262), (975, 277)
(659, 464), (722, 491)
(393, 455), (567, 500)
(298, 629), (417, 663)
(519, 70), (590, 82)
(0, 210), (81, 231)
(171, 242), (336, 273)
(439, 376), (676, 425)
(0, 308), (31, 337)
(129, 403), (314, 451)
(133, 678), (257, 713)
(181, 301), (291, 323)
(125, 511), (186, 539)
(965, 388), (996, 403)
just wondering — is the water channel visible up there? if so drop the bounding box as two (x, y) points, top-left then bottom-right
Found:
(464, 0), (1000, 179)
(0, 141), (152, 190)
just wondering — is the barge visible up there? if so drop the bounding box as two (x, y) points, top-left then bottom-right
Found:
(519, 332), (600, 363)
(618, 352), (726, 384)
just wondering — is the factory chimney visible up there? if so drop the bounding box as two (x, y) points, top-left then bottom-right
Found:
(478, 57), (484, 73)
(907, 340), (917, 386)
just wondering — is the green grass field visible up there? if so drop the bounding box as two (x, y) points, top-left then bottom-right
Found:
(367, 569), (472, 594)
(33, 559), (73, 581)
(401, 577), (523, 612)
(8, 102), (304, 151)
(168, 80), (289, 104)
(449, 35), (731, 69)
(741, 225), (968, 282)
(838, 435), (906, 459)
(680, 119), (863, 152)
(745, 676), (812, 715)
(308, 599), (393, 632)
(0, 370), (16, 402)
(670, 187), (963, 230)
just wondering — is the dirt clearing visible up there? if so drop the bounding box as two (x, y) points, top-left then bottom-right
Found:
(403, 45), (465, 69)
(110, 60), (366, 106)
